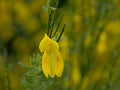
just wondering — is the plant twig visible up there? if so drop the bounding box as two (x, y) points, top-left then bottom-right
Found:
(57, 24), (66, 42)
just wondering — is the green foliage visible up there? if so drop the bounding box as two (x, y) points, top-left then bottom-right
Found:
(19, 54), (65, 90)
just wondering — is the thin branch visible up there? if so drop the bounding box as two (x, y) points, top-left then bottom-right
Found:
(49, 11), (58, 38)
(57, 24), (66, 42)
(47, 10), (52, 37)
(49, 1), (59, 38)
(52, 13), (64, 37)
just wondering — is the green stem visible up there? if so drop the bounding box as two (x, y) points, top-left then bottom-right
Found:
(52, 13), (64, 37)
(47, 10), (52, 36)
(57, 24), (66, 42)
(50, 11), (58, 38)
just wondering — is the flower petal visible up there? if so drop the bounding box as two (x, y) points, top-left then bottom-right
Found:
(42, 50), (49, 78)
(39, 34), (48, 52)
(46, 48), (56, 78)
(39, 34), (59, 53)
(54, 49), (64, 77)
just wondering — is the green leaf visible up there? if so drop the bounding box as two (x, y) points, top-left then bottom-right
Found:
(18, 62), (30, 68)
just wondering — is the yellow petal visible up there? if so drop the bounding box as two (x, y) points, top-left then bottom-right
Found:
(42, 47), (56, 78)
(54, 48), (64, 77)
(42, 50), (49, 78)
(39, 34), (59, 53)
(46, 47), (56, 78)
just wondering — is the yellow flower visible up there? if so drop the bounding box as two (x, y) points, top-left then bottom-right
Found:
(39, 34), (64, 78)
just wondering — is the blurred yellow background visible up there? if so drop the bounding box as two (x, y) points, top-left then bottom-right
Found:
(0, 0), (120, 90)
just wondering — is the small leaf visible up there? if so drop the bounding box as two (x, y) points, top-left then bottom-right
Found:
(18, 62), (30, 68)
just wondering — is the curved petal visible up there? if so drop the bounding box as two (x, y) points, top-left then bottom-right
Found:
(54, 49), (64, 77)
(39, 34), (49, 52)
(46, 48), (56, 78)
(39, 34), (59, 53)
(42, 50), (49, 78)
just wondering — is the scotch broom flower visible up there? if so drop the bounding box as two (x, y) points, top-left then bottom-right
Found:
(39, 34), (64, 78)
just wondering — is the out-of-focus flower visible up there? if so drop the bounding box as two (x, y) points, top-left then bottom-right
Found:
(80, 76), (89, 90)
(96, 32), (107, 54)
(71, 62), (81, 85)
(105, 21), (120, 35)
(39, 34), (64, 78)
